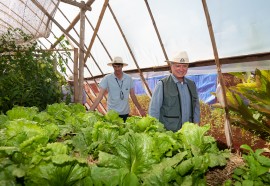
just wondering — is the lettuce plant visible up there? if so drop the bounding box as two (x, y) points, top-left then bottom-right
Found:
(225, 144), (270, 185)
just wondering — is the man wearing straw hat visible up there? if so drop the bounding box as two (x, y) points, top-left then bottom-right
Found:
(149, 51), (200, 132)
(90, 56), (146, 122)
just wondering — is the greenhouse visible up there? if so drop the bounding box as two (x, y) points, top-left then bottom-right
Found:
(1, 0), (270, 185)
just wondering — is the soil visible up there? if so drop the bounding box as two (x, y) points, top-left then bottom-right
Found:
(206, 153), (245, 185)
(205, 124), (270, 185)
(207, 124), (269, 155)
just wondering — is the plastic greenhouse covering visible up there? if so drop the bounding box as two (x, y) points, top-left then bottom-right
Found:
(1, 0), (270, 102)
(48, 0), (270, 77)
(133, 74), (217, 104)
(0, 0), (59, 38)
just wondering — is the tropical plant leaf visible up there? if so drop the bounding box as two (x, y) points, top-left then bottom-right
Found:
(226, 69), (270, 138)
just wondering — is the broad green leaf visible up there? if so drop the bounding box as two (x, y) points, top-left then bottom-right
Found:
(178, 122), (215, 156)
(227, 69), (270, 138)
(141, 152), (187, 184)
(177, 159), (193, 176)
(91, 166), (128, 186)
(255, 151), (270, 167)
(242, 180), (253, 186)
(98, 132), (157, 175)
(208, 151), (230, 167)
(6, 106), (38, 121)
(121, 172), (140, 186)
(26, 162), (90, 186)
(97, 151), (125, 169)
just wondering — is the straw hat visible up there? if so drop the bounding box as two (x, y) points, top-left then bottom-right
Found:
(107, 56), (128, 66)
(165, 51), (190, 64)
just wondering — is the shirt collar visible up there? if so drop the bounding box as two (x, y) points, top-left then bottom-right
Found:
(171, 74), (186, 84)
(113, 72), (126, 80)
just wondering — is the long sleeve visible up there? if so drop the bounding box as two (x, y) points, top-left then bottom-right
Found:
(148, 81), (163, 119)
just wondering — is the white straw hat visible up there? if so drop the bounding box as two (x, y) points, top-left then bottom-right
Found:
(165, 51), (190, 63)
(107, 56), (128, 66)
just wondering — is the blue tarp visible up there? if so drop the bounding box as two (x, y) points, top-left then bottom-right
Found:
(133, 74), (217, 104)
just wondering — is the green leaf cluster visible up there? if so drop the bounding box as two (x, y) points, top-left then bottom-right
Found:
(227, 69), (270, 139)
(225, 144), (270, 185)
(0, 103), (232, 185)
(0, 28), (65, 114)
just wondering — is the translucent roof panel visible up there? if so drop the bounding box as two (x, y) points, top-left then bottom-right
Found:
(207, 0), (270, 57)
(47, 0), (270, 77)
(0, 0), (59, 38)
(2, 0), (270, 77)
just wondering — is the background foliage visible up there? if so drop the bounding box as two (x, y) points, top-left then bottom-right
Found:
(227, 69), (270, 140)
(0, 28), (65, 113)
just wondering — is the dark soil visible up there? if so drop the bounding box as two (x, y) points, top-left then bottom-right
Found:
(206, 124), (270, 185)
(207, 124), (269, 155)
(206, 153), (245, 185)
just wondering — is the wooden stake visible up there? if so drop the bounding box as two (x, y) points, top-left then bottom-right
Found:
(201, 0), (233, 148)
(78, 4), (86, 104)
(108, 4), (152, 97)
(74, 48), (79, 103)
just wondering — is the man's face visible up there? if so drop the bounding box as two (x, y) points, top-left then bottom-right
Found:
(171, 62), (189, 79)
(112, 63), (123, 73)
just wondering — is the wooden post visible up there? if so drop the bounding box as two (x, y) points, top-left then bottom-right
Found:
(78, 3), (86, 104)
(51, 9), (107, 103)
(74, 48), (79, 103)
(201, 0), (233, 148)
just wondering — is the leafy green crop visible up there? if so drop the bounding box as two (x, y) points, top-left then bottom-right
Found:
(0, 103), (233, 185)
(225, 144), (270, 185)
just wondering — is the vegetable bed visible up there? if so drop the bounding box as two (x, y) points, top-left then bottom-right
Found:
(0, 103), (269, 185)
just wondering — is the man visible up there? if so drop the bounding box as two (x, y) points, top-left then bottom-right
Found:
(149, 51), (200, 132)
(62, 74), (87, 105)
(90, 56), (146, 122)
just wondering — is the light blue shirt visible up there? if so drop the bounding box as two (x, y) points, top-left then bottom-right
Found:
(149, 74), (200, 124)
(99, 73), (134, 115)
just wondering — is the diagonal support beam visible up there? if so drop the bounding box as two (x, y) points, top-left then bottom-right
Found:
(31, 0), (85, 52)
(84, 0), (109, 64)
(60, 0), (92, 11)
(50, 0), (95, 49)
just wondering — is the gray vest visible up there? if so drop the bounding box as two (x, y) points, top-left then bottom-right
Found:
(159, 75), (198, 132)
